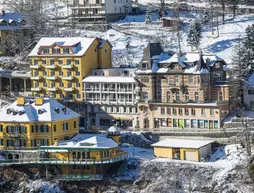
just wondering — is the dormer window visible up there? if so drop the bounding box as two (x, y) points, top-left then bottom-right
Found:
(215, 62), (220, 69)
(42, 48), (49, 54)
(0, 19), (7, 25)
(9, 20), (16, 26)
(18, 18), (26, 25)
(52, 48), (60, 54)
(63, 48), (70, 54)
(141, 62), (148, 69)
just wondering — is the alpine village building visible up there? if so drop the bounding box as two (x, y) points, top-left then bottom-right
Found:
(0, 97), (127, 180)
(82, 49), (233, 130)
(29, 37), (112, 126)
(0, 10), (32, 56)
(0, 97), (80, 149)
(71, 0), (132, 22)
(135, 51), (233, 130)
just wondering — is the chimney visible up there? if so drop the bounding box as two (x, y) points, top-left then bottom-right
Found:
(35, 98), (44, 106)
(17, 97), (26, 106)
(54, 140), (59, 146)
(2, 9), (5, 17)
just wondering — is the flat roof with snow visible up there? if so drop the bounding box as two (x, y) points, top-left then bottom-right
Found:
(83, 76), (136, 83)
(152, 139), (214, 149)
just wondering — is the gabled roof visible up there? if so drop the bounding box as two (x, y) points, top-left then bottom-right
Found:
(29, 37), (99, 57)
(0, 98), (80, 122)
(0, 12), (27, 30)
(195, 52), (210, 74)
(98, 39), (113, 48)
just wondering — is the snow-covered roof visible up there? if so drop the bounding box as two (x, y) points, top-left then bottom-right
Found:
(107, 125), (121, 133)
(160, 52), (223, 65)
(0, 98), (80, 122)
(29, 37), (98, 57)
(248, 73), (254, 86)
(152, 138), (214, 149)
(56, 135), (118, 149)
(0, 12), (27, 30)
(83, 76), (136, 83)
(162, 17), (179, 21)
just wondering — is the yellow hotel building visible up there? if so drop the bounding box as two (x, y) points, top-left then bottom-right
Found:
(0, 97), (80, 150)
(29, 37), (112, 102)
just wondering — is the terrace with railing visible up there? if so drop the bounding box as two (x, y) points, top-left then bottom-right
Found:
(0, 150), (128, 166)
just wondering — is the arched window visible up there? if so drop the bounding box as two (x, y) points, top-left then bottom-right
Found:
(175, 92), (180, 101)
(167, 91), (171, 102)
(194, 92), (199, 102)
(185, 92), (189, 101)
(219, 92), (223, 101)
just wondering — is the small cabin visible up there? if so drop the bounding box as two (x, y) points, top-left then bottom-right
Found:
(152, 138), (214, 162)
(162, 17), (181, 27)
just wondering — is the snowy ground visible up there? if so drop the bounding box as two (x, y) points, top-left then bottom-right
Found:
(116, 144), (253, 192)
(64, 10), (254, 65)
(123, 144), (247, 170)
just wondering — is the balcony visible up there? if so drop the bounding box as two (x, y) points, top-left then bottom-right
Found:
(62, 64), (74, 69)
(31, 76), (41, 80)
(31, 87), (42, 92)
(46, 64), (57, 69)
(47, 87), (58, 92)
(46, 76), (57, 80)
(30, 65), (40, 69)
(64, 87), (75, 92)
(72, 4), (105, 9)
(63, 76), (74, 80)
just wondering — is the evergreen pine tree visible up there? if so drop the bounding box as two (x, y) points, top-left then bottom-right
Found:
(242, 24), (254, 73)
(187, 20), (202, 51)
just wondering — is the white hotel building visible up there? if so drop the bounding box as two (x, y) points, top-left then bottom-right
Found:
(83, 68), (139, 129)
(71, 0), (132, 22)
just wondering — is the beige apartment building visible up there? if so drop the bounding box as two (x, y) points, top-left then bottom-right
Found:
(83, 67), (139, 129)
(135, 52), (234, 130)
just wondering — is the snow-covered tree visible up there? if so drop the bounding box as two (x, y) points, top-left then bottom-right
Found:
(241, 24), (254, 73)
(230, 40), (247, 107)
(187, 20), (202, 51)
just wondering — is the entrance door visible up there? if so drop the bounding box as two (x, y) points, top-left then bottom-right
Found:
(184, 151), (197, 161)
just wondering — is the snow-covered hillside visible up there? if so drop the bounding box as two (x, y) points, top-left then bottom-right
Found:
(69, 11), (254, 65)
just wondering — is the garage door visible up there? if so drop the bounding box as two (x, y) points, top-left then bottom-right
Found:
(184, 151), (197, 161)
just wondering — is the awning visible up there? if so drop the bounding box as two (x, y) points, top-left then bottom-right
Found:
(113, 117), (134, 121)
